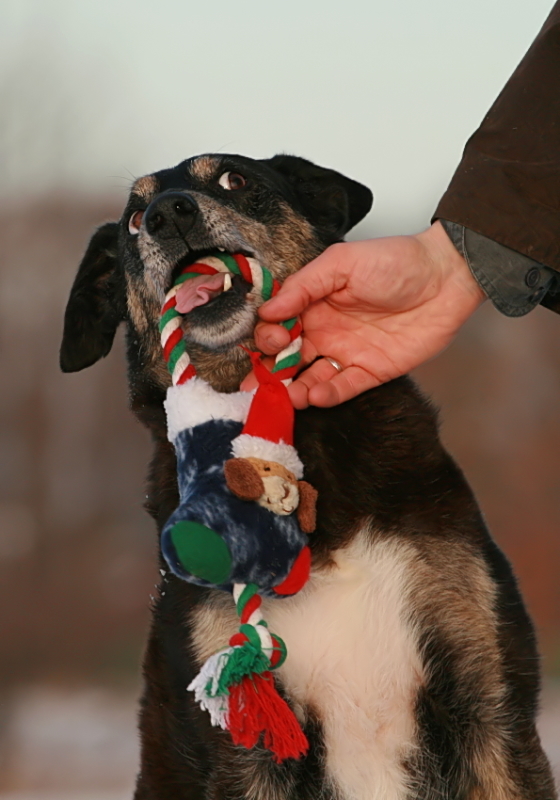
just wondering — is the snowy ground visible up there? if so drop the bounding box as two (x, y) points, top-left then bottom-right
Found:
(0, 687), (138, 798)
(1, 682), (559, 798)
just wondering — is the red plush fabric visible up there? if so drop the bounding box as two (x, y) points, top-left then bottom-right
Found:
(273, 546), (311, 596)
(242, 353), (295, 446)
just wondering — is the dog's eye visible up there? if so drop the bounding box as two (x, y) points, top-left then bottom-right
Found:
(218, 172), (247, 191)
(128, 210), (144, 235)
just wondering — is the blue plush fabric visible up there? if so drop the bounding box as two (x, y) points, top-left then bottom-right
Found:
(161, 419), (308, 597)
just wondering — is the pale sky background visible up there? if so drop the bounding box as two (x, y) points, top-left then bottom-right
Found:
(0, 0), (555, 236)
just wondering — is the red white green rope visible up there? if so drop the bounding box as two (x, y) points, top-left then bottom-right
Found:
(163, 253), (308, 761)
(159, 252), (303, 385)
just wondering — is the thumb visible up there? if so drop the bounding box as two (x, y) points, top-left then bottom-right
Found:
(259, 244), (346, 322)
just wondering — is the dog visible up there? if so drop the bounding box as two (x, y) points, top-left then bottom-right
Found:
(60, 153), (556, 799)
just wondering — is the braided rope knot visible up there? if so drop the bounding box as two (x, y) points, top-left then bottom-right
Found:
(159, 252), (303, 385)
(230, 582), (287, 669)
(188, 584), (287, 707)
(186, 581), (307, 762)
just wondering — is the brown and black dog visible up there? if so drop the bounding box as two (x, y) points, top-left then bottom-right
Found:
(60, 154), (556, 800)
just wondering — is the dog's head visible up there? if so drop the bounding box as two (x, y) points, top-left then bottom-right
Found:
(60, 154), (372, 394)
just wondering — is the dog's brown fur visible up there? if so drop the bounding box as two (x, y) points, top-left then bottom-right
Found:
(60, 153), (556, 800)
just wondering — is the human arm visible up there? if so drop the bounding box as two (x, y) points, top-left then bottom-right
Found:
(243, 221), (485, 408)
(434, 1), (560, 316)
(435, 2), (560, 280)
(245, 3), (560, 407)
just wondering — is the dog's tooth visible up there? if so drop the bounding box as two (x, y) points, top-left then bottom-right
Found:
(217, 247), (226, 252)
(223, 273), (232, 292)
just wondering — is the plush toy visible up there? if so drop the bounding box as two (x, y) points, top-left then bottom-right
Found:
(159, 253), (317, 762)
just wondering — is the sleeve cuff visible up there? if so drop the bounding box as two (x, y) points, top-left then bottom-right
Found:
(439, 220), (560, 317)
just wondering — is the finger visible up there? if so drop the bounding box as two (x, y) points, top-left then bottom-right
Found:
(259, 246), (346, 322)
(253, 322), (291, 355)
(307, 365), (381, 407)
(286, 357), (344, 409)
(240, 371), (258, 392)
(287, 380), (310, 410)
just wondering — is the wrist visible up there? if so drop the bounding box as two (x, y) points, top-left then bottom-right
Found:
(416, 221), (486, 310)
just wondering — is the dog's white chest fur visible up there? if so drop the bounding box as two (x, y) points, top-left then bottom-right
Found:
(263, 534), (423, 800)
(191, 532), (423, 800)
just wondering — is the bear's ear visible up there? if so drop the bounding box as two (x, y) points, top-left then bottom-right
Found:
(224, 458), (264, 501)
(60, 222), (125, 372)
(263, 154), (373, 239)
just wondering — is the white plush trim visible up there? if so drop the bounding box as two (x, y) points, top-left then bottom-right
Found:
(231, 434), (304, 478)
(165, 378), (254, 442)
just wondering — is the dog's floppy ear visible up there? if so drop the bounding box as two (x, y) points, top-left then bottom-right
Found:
(264, 154), (373, 238)
(60, 221), (125, 372)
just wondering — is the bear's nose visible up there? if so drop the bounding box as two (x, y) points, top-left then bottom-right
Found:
(144, 192), (199, 238)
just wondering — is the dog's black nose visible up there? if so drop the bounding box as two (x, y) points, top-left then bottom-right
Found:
(144, 192), (199, 238)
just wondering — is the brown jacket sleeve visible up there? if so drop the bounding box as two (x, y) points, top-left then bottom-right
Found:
(435, 3), (560, 272)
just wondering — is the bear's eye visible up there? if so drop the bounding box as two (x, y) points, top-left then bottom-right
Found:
(128, 210), (144, 235)
(264, 466), (271, 471)
(218, 172), (247, 191)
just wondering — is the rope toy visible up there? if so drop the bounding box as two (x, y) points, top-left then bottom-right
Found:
(159, 253), (317, 762)
(160, 253), (303, 385)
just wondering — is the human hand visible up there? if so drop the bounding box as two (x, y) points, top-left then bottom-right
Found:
(241, 221), (485, 408)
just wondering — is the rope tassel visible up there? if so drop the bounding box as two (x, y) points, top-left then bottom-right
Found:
(187, 649), (231, 729)
(228, 673), (308, 762)
(187, 583), (309, 761)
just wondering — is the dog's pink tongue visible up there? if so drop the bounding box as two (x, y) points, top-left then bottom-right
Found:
(175, 273), (226, 313)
